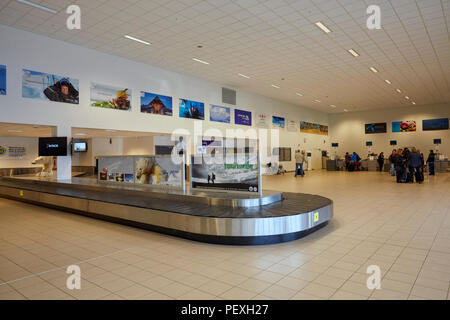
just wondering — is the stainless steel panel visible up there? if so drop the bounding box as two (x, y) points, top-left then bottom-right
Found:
(39, 193), (89, 211)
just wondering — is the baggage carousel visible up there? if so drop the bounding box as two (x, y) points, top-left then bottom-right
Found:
(0, 176), (333, 245)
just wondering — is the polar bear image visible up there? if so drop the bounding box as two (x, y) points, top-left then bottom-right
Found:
(136, 157), (164, 185)
(32, 156), (54, 178)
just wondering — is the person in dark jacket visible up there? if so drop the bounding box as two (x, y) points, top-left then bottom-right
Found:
(389, 149), (396, 176)
(427, 150), (436, 175)
(407, 148), (423, 183)
(394, 149), (405, 183)
(377, 152), (385, 172)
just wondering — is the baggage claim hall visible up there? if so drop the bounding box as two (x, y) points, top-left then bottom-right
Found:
(0, 0), (449, 303)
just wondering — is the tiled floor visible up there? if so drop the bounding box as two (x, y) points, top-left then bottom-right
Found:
(0, 170), (449, 300)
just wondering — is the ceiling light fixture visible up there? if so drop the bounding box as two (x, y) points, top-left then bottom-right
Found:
(385, 80), (391, 84)
(296, 92), (303, 96)
(271, 85), (280, 89)
(344, 109), (348, 112)
(348, 49), (360, 57)
(238, 73), (250, 79)
(315, 21), (332, 33)
(405, 96), (410, 100)
(8, 130), (23, 133)
(314, 100), (321, 103)
(16, 0), (57, 14)
(412, 101), (416, 105)
(105, 129), (117, 132)
(369, 67), (378, 73)
(124, 35), (151, 45)
(330, 105), (337, 108)
(192, 58), (210, 65)
(75, 133), (87, 136)
(396, 89), (402, 93)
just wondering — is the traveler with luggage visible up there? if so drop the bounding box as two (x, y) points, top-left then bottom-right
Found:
(407, 148), (424, 184)
(351, 152), (361, 171)
(345, 152), (351, 171)
(294, 150), (306, 177)
(426, 150), (436, 176)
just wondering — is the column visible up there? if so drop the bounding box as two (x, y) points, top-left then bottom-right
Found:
(53, 125), (72, 180)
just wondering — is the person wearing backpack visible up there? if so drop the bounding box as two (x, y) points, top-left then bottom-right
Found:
(407, 147), (423, 184)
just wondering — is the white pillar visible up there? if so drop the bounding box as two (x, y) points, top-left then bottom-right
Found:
(53, 125), (72, 180)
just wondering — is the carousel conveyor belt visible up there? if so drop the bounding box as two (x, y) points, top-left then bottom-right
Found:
(0, 176), (333, 245)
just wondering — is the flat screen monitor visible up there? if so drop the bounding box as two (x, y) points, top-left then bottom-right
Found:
(423, 118), (449, 131)
(39, 137), (67, 156)
(390, 140), (397, 146)
(73, 141), (87, 152)
(366, 141), (373, 147)
(331, 143), (339, 147)
(434, 139), (442, 145)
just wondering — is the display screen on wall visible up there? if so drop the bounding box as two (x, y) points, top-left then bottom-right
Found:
(91, 83), (131, 111)
(135, 156), (183, 187)
(423, 118), (449, 131)
(140, 92), (172, 116)
(22, 69), (79, 104)
(0, 65), (6, 95)
(191, 155), (259, 192)
(365, 123), (387, 134)
(300, 121), (329, 136)
(272, 116), (285, 129)
(38, 137), (67, 156)
(235, 109), (252, 126)
(332, 143), (339, 147)
(434, 139), (442, 145)
(390, 140), (397, 146)
(366, 141), (373, 147)
(210, 105), (230, 123)
(255, 114), (268, 128)
(392, 120), (416, 132)
(179, 99), (204, 120)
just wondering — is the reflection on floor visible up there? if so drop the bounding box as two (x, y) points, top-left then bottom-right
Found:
(0, 170), (449, 300)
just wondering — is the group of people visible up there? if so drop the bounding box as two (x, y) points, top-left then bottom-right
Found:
(344, 152), (362, 171)
(388, 148), (436, 184)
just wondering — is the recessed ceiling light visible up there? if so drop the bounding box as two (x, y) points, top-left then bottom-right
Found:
(385, 80), (391, 84)
(296, 92), (303, 96)
(8, 130), (23, 133)
(238, 73), (250, 79)
(315, 21), (332, 33)
(412, 101), (416, 105)
(369, 67), (378, 73)
(192, 58), (210, 65)
(16, 0), (57, 14)
(330, 105), (337, 108)
(124, 35), (151, 45)
(314, 100), (321, 103)
(348, 49), (360, 57)
(344, 109), (348, 112)
(396, 89), (402, 93)
(271, 84), (280, 89)
(75, 133), (87, 136)
(105, 129), (116, 132)
(405, 96), (410, 100)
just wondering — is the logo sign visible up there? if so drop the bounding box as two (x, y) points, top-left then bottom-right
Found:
(66, 265), (81, 290)
(366, 265), (381, 290)
(314, 212), (319, 223)
(19, 190), (24, 197)
(66, 5), (81, 30)
(367, 5), (381, 30)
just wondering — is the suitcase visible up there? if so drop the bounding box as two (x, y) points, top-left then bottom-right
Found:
(348, 163), (355, 172)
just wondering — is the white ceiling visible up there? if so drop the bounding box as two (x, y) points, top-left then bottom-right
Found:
(0, 0), (449, 113)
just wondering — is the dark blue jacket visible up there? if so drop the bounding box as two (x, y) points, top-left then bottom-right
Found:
(407, 152), (422, 167)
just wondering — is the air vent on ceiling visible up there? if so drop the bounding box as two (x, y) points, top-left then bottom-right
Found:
(222, 87), (236, 105)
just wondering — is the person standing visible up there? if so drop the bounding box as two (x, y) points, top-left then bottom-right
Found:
(389, 149), (397, 176)
(427, 150), (436, 176)
(294, 150), (306, 177)
(394, 149), (405, 183)
(377, 152), (385, 172)
(407, 148), (423, 183)
(345, 152), (351, 171)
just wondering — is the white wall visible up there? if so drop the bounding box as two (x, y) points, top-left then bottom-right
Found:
(0, 25), (330, 172)
(0, 137), (39, 167)
(329, 103), (450, 158)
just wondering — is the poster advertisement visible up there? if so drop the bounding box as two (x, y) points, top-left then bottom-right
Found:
(91, 83), (131, 111)
(300, 121), (328, 135)
(0, 65), (6, 95)
(210, 105), (230, 123)
(255, 114), (268, 128)
(392, 120), (416, 132)
(22, 69), (79, 104)
(365, 123), (387, 134)
(235, 109), (252, 126)
(98, 157), (134, 183)
(272, 116), (285, 129)
(179, 99), (204, 120)
(287, 119), (298, 132)
(140, 92), (172, 116)
(191, 155), (259, 192)
(135, 156), (182, 187)
(423, 118), (449, 131)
